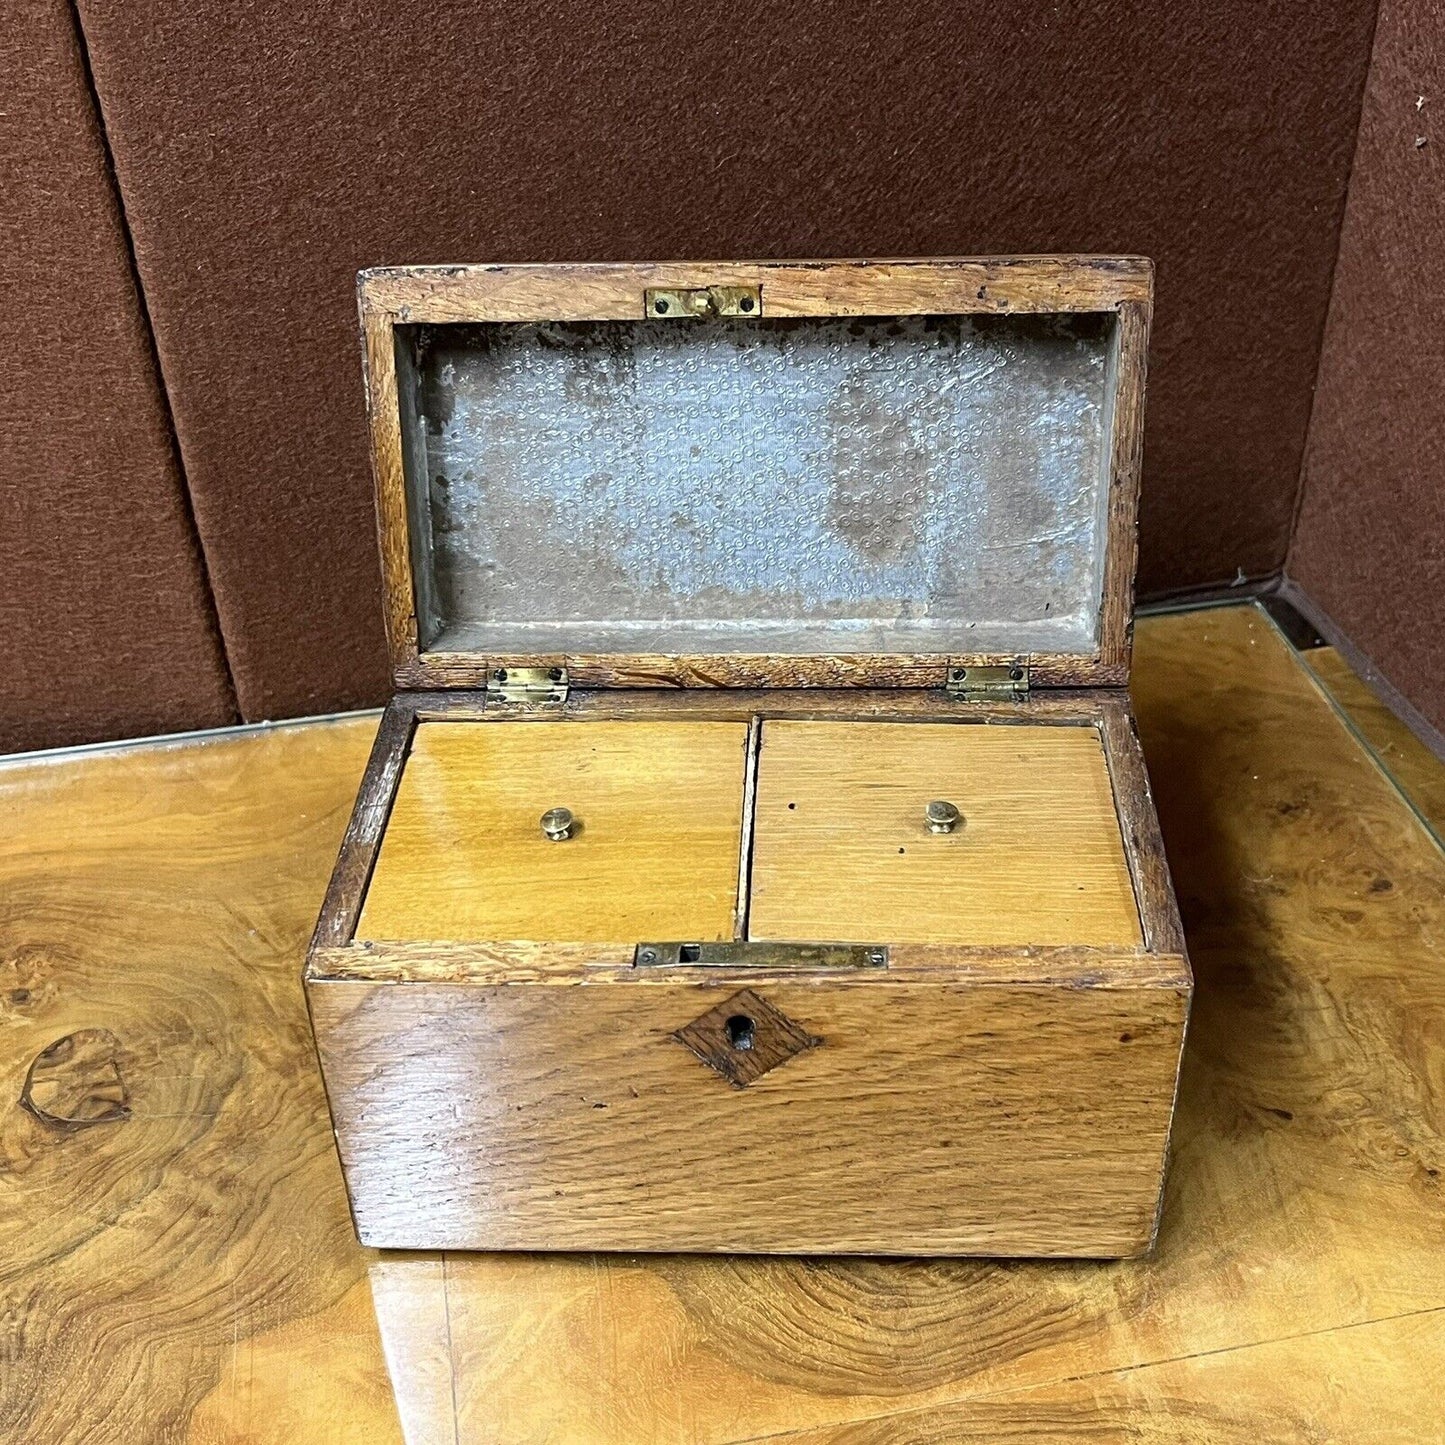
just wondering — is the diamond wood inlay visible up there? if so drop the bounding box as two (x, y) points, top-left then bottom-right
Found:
(672, 988), (820, 1088)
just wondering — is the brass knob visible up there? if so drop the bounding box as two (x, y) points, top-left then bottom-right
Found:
(540, 807), (575, 842)
(925, 800), (962, 834)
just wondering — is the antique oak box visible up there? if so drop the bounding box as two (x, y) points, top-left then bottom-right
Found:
(306, 257), (1191, 1257)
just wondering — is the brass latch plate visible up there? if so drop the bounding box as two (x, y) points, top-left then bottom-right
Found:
(946, 661), (1030, 700)
(645, 285), (762, 320)
(486, 665), (568, 706)
(635, 941), (886, 968)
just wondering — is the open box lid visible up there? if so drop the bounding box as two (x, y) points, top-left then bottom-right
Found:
(360, 257), (1151, 693)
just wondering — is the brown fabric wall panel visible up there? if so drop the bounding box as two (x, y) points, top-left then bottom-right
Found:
(0, 0), (235, 752)
(1291, 0), (1445, 734)
(75, 0), (1376, 719)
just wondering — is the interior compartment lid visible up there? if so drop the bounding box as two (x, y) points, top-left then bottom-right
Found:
(360, 258), (1151, 691)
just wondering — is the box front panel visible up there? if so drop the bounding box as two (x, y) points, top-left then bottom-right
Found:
(310, 973), (1186, 1256)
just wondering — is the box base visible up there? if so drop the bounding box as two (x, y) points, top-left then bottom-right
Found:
(307, 686), (1191, 1256)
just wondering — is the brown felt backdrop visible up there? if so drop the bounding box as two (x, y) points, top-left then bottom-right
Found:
(1291, 0), (1444, 734)
(6, 0), (1441, 749)
(72, 0), (1376, 723)
(0, 0), (235, 751)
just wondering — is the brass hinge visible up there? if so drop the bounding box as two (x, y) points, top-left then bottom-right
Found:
(486, 665), (568, 706)
(635, 941), (886, 969)
(644, 285), (762, 320)
(946, 660), (1030, 700)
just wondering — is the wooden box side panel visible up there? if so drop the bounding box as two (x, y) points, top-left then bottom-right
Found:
(308, 974), (1188, 1256)
(1097, 300), (1151, 678)
(309, 696), (415, 950)
(1099, 692), (1187, 957)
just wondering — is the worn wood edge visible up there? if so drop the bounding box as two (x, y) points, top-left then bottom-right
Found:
(357, 256), (1153, 323)
(307, 697), (417, 950)
(1098, 694), (1189, 960)
(408, 687), (1112, 723)
(398, 655), (1129, 692)
(306, 939), (1191, 989)
(1097, 298), (1152, 679)
(303, 695), (418, 1251)
(1143, 971), (1196, 1254)
(350, 1227), (1159, 1260)
(357, 298), (424, 687)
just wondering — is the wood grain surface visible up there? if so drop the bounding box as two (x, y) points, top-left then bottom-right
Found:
(1096, 693), (1187, 956)
(748, 720), (1142, 945)
(311, 699), (415, 949)
(359, 256), (1154, 326)
(311, 974), (1183, 1254)
(0, 715), (387, 1444)
(411, 685), (1111, 721)
(1095, 299), (1149, 679)
(392, 650), (1133, 693)
(1305, 644), (1445, 836)
(357, 719), (749, 943)
(307, 940), (1188, 988)
(6, 602), (1445, 1441)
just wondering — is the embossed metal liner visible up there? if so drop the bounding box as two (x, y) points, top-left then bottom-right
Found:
(397, 311), (1115, 660)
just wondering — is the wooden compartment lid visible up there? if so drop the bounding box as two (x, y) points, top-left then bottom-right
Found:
(360, 257), (1152, 691)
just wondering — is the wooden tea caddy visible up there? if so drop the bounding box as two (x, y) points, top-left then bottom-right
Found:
(306, 257), (1192, 1257)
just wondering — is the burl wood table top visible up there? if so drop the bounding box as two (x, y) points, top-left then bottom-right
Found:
(3, 602), (1443, 1443)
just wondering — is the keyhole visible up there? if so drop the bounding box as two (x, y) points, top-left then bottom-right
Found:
(725, 1015), (755, 1051)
